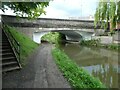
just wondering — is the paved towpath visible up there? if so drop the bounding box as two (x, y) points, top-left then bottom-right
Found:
(2, 43), (71, 88)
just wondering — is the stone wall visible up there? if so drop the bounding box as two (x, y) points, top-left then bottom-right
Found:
(15, 27), (41, 39)
(1, 15), (102, 29)
(92, 36), (113, 44)
(113, 31), (120, 44)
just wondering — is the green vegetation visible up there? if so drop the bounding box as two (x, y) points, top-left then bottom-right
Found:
(80, 39), (100, 46)
(52, 47), (105, 88)
(4, 25), (39, 66)
(41, 32), (62, 45)
(1, 2), (49, 18)
(94, 0), (120, 31)
(102, 44), (120, 51)
(80, 39), (120, 51)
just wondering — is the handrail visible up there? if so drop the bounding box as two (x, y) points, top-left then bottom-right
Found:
(2, 22), (21, 67)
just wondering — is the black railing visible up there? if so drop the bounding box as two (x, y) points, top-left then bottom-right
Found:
(2, 23), (21, 67)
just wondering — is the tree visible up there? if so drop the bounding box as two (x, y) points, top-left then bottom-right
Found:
(1, 2), (49, 18)
(94, 0), (120, 31)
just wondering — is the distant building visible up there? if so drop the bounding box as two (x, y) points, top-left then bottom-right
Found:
(69, 15), (94, 20)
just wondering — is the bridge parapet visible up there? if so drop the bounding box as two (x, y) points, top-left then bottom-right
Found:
(38, 28), (95, 32)
(2, 15), (102, 29)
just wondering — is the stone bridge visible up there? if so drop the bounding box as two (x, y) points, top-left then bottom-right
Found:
(1, 15), (105, 43)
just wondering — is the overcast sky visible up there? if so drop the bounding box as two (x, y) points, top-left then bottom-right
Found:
(41, 0), (98, 19)
(0, 0), (99, 19)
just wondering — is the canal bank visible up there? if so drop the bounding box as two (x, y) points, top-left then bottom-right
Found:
(59, 43), (119, 88)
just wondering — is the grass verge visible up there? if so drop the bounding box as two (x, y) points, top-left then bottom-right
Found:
(4, 25), (39, 66)
(52, 47), (105, 88)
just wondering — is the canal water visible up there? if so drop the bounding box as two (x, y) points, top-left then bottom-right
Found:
(59, 43), (119, 88)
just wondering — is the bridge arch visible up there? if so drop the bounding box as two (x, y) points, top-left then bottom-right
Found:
(33, 31), (50, 43)
(32, 30), (94, 44)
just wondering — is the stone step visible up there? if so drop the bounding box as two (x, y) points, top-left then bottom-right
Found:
(2, 61), (17, 68)
(1, 53), (14, 58)
(0, 49), (12, 53)
(0, 43), (10, 46)
(2, 38), (8, 40)
(2, 60), (17, 66)
(0, 42), (9, 44)
(0, 41), (8, 43)
(2, 37), (8, 40)
(1, 46), (11, 49)
(1, 57), (16, 61)
(2, 64), (20, 72)
(2, 57), (16, 62)
(2, 43), (9, 45)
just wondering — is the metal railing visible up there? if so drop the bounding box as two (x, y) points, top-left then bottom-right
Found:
(2, 23), (21, 67)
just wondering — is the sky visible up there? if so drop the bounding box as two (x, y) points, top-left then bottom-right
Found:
(41, 0), (98, 19)
(0, 0), (99, 19)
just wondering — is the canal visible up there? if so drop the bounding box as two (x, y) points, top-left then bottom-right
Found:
(59, 43), (119, 88)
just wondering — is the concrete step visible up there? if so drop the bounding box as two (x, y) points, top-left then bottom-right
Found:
(0, 41), (8, 43)
(2, 58), (17, 63)
(0, 57), (16, 61)
(1, 44), (10, 46)
(2, 37), (8, 40)
(2, 38), (7, 40)
(0, 43), (10, 46)
(1, 53), (14, 58)
(2, 64), (20, 72)
(0, 42), (9, 45)
(2, 35), (7, 38)
(2, 60), (17, 66)
(2, 61), (17, 67)
(0, 49), (12, 53)
(1, 46), (11, 49)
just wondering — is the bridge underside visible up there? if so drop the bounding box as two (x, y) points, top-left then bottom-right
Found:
(33, 30), (94, 44)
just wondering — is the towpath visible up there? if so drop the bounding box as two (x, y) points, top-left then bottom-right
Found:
(2, 43), (71, 88)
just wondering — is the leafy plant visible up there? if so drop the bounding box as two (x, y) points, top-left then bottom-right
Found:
(41, 32), (62, 45)
(80, 39), (100, 46)
(1, 2), (49, 19)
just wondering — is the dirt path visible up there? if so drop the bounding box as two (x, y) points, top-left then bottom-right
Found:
(2, 43), (71, 88)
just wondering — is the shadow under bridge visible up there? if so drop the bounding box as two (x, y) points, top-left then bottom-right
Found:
(54, 30), (94, 42)
(33, 30), (94, 44)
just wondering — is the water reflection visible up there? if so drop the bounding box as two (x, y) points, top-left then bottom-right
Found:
(60, 43), (119, 88)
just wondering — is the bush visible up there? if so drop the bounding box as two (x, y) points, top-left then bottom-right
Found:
(80, 39), (120, 51)
(41, 32), (61, 45)
(80, 39), (100, 46)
